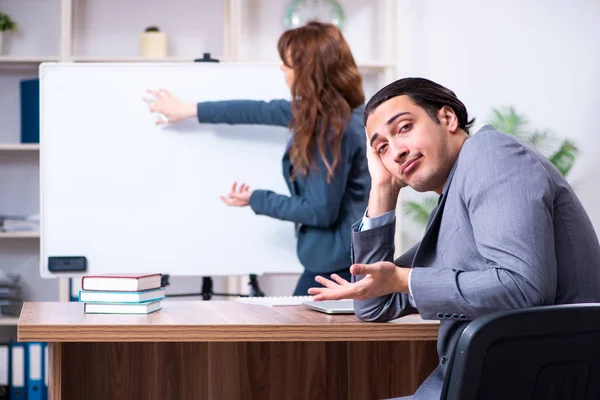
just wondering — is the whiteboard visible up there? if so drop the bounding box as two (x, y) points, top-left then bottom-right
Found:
(40, 62), (303, 278)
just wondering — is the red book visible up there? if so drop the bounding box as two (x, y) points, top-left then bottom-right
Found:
(81, 273), (162, 292)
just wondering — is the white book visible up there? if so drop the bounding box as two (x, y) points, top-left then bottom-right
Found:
(84, 300), (162, 314)
(81, 273), (162, 292)
(79, 288), (165, 303)
(235, 296), (314, 306)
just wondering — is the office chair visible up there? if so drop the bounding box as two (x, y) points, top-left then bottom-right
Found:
(441, 303), (600, 400)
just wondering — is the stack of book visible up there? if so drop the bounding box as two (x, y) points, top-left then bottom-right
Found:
(0, 213), (40, 232)
(79, 273), (164, 314)
(0, 271), (23, 317)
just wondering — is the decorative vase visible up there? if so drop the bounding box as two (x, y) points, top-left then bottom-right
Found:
(283, 0), (344, 30)
(0, 32), (4, 55)
(139, 27), (167, 58)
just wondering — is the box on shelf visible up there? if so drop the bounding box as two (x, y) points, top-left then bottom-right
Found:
(20, 79), (40, 143)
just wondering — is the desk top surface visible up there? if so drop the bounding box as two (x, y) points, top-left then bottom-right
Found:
(18, 300), (439, 342)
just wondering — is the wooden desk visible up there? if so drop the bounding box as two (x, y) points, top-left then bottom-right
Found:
(19, 301), (439, 400)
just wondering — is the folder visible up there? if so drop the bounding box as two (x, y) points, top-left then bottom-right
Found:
(43, 342), (48, 400)
(9, 342), (25, 400)
(0, 342), (9, 400)
(20, 78), (40, 143)
(27, 342), (44, 400)
(69, 278), (82, 302)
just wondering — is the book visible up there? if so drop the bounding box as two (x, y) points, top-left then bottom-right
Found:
(84, 300), (162, 314)
(20, 79), (40, 143)
(235, 296), (314, 306)
(78, 288), (165, 303)
(81, 273), (162, 292)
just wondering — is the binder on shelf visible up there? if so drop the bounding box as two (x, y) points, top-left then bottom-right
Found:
(0, 342), (9, 400)
(43, 343), (48, 400)
(27, 342), (44, 400)
(69, 278), (81, 302)
(20, 79), (40, 143)
(9, 341), (26, 400)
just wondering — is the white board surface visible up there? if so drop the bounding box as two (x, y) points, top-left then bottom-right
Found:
(40, 62), (303, 278)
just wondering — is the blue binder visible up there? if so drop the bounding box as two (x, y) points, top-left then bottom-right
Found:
(27, 342), (44, 400)
(0, 342), (9, 400)
(43, 342), (48, 400)
(69, 278), (81, 302)
(8, 342), (26, 400)
(20, 78), (40, 143)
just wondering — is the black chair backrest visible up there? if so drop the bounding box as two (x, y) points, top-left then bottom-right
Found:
(442, 303), (600, 400)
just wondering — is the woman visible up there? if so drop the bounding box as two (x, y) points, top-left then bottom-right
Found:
(147, 21), (370, 296)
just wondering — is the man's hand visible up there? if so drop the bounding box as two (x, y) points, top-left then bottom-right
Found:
(220, 182), (253, 207)
(307, 261), (411, 301)
(365, 133), (406, 217)
(146, 89), (197, 125)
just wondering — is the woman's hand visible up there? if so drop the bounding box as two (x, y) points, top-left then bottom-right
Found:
(220, 182), (253, 207)
(145, 89), (197, 125)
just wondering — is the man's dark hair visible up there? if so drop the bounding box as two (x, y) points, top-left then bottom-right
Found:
(364, 77), (475, 134)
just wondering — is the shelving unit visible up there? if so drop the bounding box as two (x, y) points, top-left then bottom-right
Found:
(0, 0), (400, 301)
(0, 0), (400, 72)
(67, 56), (396, 70)
(0, 144), (39, 151)
(0, 56), (59, 63)
(0, 317), (19, 326)
(0, 232), (40, 239)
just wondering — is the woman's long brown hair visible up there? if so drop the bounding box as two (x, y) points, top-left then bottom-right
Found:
(278, 21), (364, 182)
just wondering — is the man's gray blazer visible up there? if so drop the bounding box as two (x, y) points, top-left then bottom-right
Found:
(351, 125), (600, 399)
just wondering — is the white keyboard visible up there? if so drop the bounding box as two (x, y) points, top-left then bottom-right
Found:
(235, 296), (314, 306)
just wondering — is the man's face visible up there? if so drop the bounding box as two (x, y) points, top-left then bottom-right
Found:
(366, 95), (460, 193)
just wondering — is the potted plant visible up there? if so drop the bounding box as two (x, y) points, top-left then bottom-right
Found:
(405, 106), (579, 227)
(0, 13), (17, 55)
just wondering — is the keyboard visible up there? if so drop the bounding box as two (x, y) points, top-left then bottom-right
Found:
(235, 296), (313, 306)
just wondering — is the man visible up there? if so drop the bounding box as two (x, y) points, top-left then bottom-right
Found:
(308, 77), (600, 399)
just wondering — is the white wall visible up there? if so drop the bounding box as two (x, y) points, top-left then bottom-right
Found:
(397, 0), (600, 248)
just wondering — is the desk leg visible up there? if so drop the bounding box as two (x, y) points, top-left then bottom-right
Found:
(52, 341), (438, 400)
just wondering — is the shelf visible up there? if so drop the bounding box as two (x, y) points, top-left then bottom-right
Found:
(0, 144), (40, 151)
(235, 60), (397, 70)
(68, 57), (396, 69)
(0, 232), (40, 239)
(70, 56), (206, 63)
(0, 317), (19, 326)
(0, 56), (59, 64)
(356, 61), (398, 69)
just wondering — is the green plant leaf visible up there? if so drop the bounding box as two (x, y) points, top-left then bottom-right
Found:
(526, 129), (556, 156)
(0, 13), (17, 32)
(549, 139), (579, 177)
(527, 130), (550, 148)
(404, 197), (438, 227)
(486, 106), (527, 137)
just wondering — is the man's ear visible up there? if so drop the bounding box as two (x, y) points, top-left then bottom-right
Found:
(439, 106), (459, 133)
